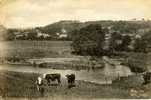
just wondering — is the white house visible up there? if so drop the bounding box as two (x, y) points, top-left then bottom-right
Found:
(59, 34), (68, 38)
(37, 32), (50, 38)
(56, 32), (68, 38)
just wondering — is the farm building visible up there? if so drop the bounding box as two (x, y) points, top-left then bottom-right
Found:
(59, 34), (68, 38)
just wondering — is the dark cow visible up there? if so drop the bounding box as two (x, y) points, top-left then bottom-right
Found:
(66, 74), (75, 88)
(44, 73), (61, 85)
(143, 72), (151, 85)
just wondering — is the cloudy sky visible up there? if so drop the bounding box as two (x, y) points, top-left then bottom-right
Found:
(0, 0), (151, 28)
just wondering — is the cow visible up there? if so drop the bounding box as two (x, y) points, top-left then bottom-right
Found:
(66, 74), (76, 88)
(35, 76), (45, 96)
(43, 73), (61, 86)
(143, 72), (151, 85)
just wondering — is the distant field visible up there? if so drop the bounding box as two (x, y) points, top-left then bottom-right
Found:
(0, 41), (72, 58)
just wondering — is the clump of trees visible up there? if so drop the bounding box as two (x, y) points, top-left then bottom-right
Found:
(109, 32), (131, 52)
(72, 22), (151, 56)
(111, 21), (139, 34)
(71, 24), (105, 56)
(133, 37), (147, 53)
(71, 24), (135, 56)
(121, 53), (148, 73)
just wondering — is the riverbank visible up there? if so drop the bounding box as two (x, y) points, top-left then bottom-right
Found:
(0, 70), (149, 99)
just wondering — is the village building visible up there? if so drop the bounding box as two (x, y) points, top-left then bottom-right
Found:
(37, 32), (50, 38)
(36, 29), (50, 38)
(59, 34), (68, 38)
(56, 32), (68, 39)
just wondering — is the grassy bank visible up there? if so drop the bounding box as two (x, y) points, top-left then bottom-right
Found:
(0, 71), (149, 99)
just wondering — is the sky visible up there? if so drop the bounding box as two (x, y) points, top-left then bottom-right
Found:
(0, 0), (151, 28)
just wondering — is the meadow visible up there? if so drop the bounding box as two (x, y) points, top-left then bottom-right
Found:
(0, 71), (149, 99)
(0, 40), (72, 58)
(0, 41), (150, 99)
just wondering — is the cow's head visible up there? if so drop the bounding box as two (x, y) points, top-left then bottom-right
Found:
(66, 74), (69, 78)
(43, 73), (47, 78)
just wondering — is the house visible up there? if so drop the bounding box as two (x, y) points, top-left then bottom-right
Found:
(59, 34), (68, 38)
(36, 29), (50, 38)
(56, 32), (68, 38)
(135, 34), (142, 39)
(14, 32), (23, 39)
(37, 32), (50, 38)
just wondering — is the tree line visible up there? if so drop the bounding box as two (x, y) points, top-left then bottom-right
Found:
(71, 24), (150, 56)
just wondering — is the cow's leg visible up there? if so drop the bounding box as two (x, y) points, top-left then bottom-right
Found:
(68, 80), (72, 88)
(57, 78), (61, 85)
(39, 86), (44, 97)
(37, 85), (40, 91)
(47, 79), (51, 86)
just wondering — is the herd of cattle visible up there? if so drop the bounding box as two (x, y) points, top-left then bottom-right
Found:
(35, 73), (76, 95)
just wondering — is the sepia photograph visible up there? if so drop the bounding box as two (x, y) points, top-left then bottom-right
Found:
(0, 0), (151, 99)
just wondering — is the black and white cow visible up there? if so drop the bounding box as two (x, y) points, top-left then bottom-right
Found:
(43, 73), (61, 85)
(35, 76), (45, 96)
(66, 74), (76, 88)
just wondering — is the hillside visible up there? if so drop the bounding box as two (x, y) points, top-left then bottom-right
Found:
(37, 20), (83, 37)
(3, 20), (151, 41)
(38, 20), (151, 36)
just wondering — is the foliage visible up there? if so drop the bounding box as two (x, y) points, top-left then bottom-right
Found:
(133, 38), (147, 53)
(112, 21), (139, 34)
(109, 32), (131, 52)
(121, 35), (131, 51)
(4, 30), (15, 40)
(122, 53), (148, 73)
(71, 24), (105, 56)
(26, 29), (37, 40)
(109, 32), (123, 51)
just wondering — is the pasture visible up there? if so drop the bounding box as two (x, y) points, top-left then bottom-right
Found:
(0, 41), (72, 58)
(0, 71), (149, 99)
(0, 41), (151, 99)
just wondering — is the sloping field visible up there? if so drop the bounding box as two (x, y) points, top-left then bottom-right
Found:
(0, 41), (72, 58)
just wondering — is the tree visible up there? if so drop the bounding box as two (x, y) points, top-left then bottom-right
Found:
(4, 30), (15, 40)
(71, 24), (105, 56)
(125, 53), (148, 73)
(133, 38), (147, 52)
(111, 21), (138, 34)
(27, 29), (37, 40)
(121, 35), (131, 51)
(109, 32), (123, 51)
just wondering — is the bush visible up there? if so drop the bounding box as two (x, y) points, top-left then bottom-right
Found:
(122, 53), (148, 73)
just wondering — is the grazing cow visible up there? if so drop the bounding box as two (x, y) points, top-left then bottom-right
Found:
(43, 73), (61, 85)
(35, 76), (45, 96)
(66, 74), (75, 88)
(143, 72), (151, 85)
(36, 77), (43, 91)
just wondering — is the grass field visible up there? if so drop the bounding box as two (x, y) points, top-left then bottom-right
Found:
(0, 71), (150, 99)
(0, 71), (147, 99)
(0, 40), (72, 58)
(0, 41), (150, 99)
